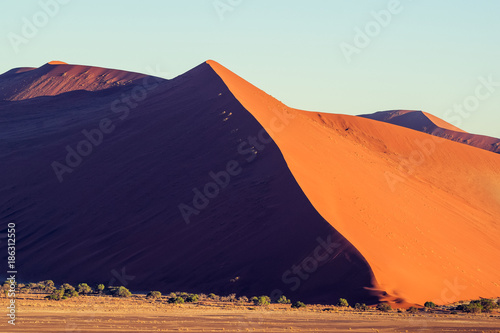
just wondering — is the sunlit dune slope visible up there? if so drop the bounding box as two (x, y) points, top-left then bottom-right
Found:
(360, 110), (500, 154)
(0, 61), (154, 101)
(208, 60), (500, 305)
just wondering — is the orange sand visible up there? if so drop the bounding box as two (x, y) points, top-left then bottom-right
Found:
(208, 60), (500, 305)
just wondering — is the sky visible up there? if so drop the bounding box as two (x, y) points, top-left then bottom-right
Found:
(1, 0), (499, 138)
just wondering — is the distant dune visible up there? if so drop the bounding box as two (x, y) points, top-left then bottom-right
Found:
(0, 61), (153, 101)
(0, 61), (499, 307)
(360, 110), (500, 154)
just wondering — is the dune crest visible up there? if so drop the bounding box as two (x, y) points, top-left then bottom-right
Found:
(207, 60), (500, 305)
(0, 62), (155, 101)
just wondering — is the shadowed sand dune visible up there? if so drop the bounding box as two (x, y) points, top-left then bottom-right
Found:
(0, 62), (376, 305)
(360, 110), (500, 154)
(208, 60), (500, 306)
(0, 60), (499, 307)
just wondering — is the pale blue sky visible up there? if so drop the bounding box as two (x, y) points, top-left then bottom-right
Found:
(1, 0), (499, 137)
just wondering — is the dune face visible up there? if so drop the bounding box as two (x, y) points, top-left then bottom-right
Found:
(360, 110), (500, 154)
(0, 62), (376, 304)
(208, 61), (500, 305)
(0, 62), (153, 101)
(2, 60), (499, 307)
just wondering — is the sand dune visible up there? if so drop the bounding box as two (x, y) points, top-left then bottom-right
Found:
(1, 60), (498, 307)
(0, 61), (153, 101)
(208, 60), (500, 305)
(0, 62), (375, 305)
(360, 110), (500, 154)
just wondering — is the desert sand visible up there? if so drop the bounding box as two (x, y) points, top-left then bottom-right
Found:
(0, 60), (498, 309)
(361, 110), (500, 153)
(208, 60), (500, 305)
(2, 295), (499, 333)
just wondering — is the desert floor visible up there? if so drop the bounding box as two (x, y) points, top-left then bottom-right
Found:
(1, 295), (499, 332)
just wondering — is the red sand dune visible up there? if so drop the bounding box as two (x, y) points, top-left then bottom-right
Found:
(360, 110), (500, 154)
(0, 60), (499, 307)
(208, 60), (500, 305)
(0, 62), (375, 305)
(0, 61), (152, 101)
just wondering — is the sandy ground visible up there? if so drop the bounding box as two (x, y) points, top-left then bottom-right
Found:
(1, 295), (499, 333)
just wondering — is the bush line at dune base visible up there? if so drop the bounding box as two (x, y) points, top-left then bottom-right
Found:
(3, 280), (500, 314)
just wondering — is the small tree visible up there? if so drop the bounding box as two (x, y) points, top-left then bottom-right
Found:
(424, 301), (436, 309)
(96, 284), (105, 295)
(354, 303), (368, 311)
(43, 280), (55, 292)
(147, 291), (162, 299)
(113, 286), (132, 298)
(185, 294), (199, 302)
(408, 306), (419, 313)
(291, 301), (306, 309)
(277, 295), (291, 304)
(77, 283), (92, 295)
(168, 296), (185, 304)
(376, 303), (391, 312)
(238, 296), (249, 303)
(253, 296), (270, 306)
(480, 299), (496, 313)
(337, 298), (349, 307)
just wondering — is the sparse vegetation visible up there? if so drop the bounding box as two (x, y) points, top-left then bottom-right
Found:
(168, 296), (185, 304)
(111, 286), (132, 298)
(208, 293), (219, 301)
(424, 301), (436, 309)
(77, 283), (92, 295)
(185, 294), (199, 303)
(277, 295), (291, 304)
(252, 296), (271, 306)
(46, 283), (79, 300)
(337, 298), (349, 307)
(96, 284), (105, 295)
(376, 303), (391, 312)
(354, 303), (368, 311)
(408, 306), (419, 313)
(146, 291), (162, 299)
(291, 301), (306, 309)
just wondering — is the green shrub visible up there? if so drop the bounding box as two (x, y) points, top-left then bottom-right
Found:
(376, 303), (391, 312)
(168, 296), (185, 304)
(479, 299), (496, 313)
(460, 302), (482, 313)
(252, 296), (270, 306)
(42, 280), (55, 292)
(408, 306), (419, 313)
(96, 284), (105, 294)
(146, 291), (162, 299)
(337, 298), (349, 307)
(77, 283), (92, 295)
(208, 293), (217, 300)
(277, 295), (291, 304)
(424, 301), (436, 309)
(354, 303), (368, 311)
(112, 286), (132, 298)
(46, 284), (79, 300)
(238, 296), (249, 303)
(291, 301), (306, 309)
(185, 294), (199, 303)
